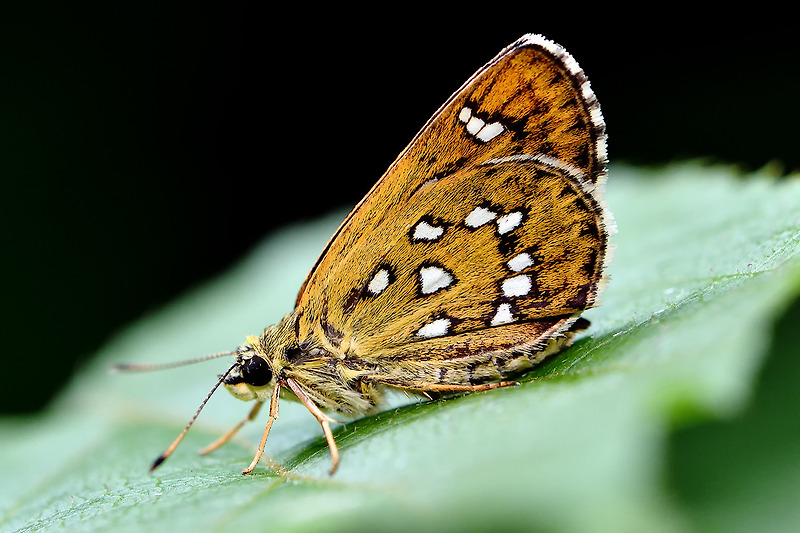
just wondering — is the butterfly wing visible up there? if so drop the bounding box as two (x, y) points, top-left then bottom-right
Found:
(295, 34), (610, 365)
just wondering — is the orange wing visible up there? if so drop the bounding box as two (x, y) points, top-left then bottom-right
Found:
(294, 34), (610, 359)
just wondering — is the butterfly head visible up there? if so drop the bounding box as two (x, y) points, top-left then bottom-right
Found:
(222, 336), (279, 402)
(222, 314), (298, 402)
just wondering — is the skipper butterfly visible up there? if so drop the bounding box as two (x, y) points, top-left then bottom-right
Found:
(115, 34), (611, 476)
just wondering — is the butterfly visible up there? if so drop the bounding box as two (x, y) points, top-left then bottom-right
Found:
(115, 33), (611, 476)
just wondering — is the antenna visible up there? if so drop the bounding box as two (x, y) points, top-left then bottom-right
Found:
(109, 351), (234, 373)
(149, 362), (238, 472)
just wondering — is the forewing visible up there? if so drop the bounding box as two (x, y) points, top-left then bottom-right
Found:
(295, 34), (609, 358)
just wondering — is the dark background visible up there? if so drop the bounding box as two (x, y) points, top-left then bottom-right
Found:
(2, 6), (798, 414)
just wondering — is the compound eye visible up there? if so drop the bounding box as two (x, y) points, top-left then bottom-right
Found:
(241, 356), (272, 386)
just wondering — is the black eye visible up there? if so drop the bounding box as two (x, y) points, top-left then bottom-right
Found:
(242, 356), (272, 386)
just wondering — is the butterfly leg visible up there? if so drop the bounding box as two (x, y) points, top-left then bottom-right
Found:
(198, 400), (263, 456)
(364, 376), (519, 393)
(415, 381), (519, 392)
(241, 384), (281, 475)
(285, 377), (341, 476)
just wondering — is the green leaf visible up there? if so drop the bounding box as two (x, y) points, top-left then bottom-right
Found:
(2, 163), (799, 533)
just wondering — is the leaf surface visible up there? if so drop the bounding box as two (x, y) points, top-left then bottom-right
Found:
(2, 164), (799, 533)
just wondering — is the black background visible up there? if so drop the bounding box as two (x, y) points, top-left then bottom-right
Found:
(3, 5), (798, 413)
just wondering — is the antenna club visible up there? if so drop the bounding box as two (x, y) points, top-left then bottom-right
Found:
(150, 454), (167, 472)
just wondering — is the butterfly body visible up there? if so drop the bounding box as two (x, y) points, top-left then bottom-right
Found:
(129, 33), (611, 476)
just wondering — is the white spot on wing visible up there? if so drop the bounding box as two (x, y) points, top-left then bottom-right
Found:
(419, 266), (454, 294)
(458, 107), (472, 122)
(502, 275), (532, 297)
(491, 303), (514, 326)
(465, 116), (485, 135)
(465, 206), (496, 228)
(476, 121), (504, 142)
(412, 220), (444, 241)
(497, 211), (523, 234)
(367, 268), (391, 295)
(507, 253), (533, 272)
(417, 318), (451, 338)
